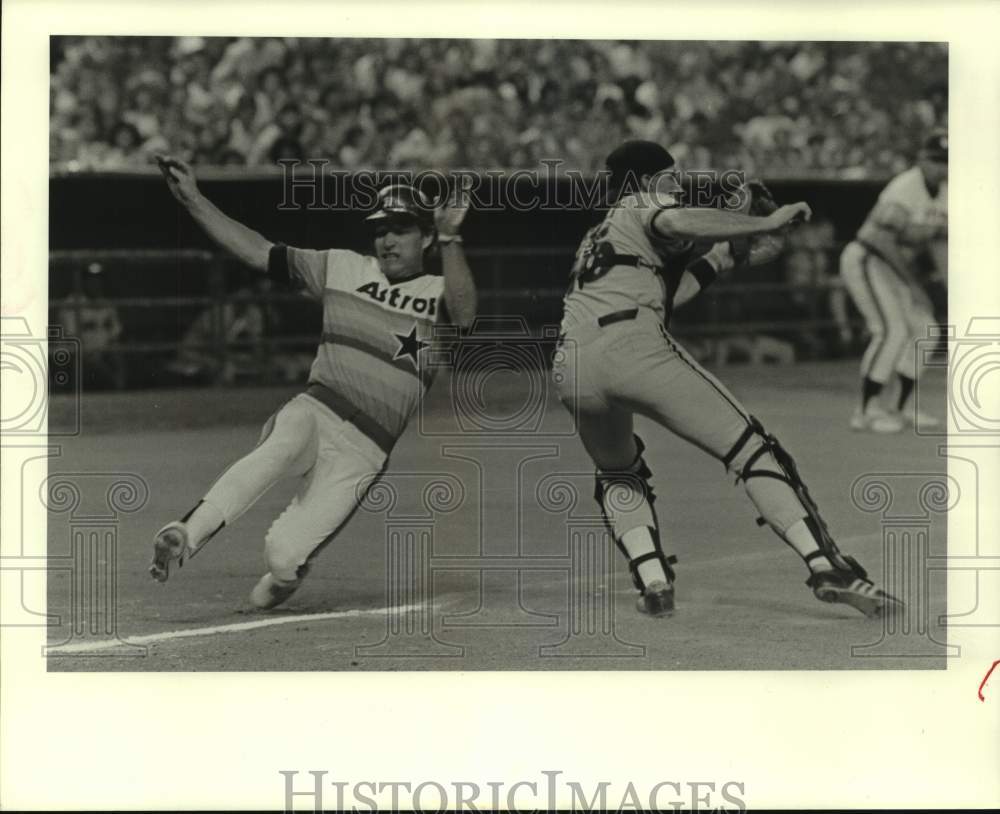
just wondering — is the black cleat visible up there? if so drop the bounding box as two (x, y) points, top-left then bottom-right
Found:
(807, 568), (903, 618)
(636, 580), (675, 617)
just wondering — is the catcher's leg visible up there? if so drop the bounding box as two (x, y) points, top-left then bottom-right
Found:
(618, 323), (901, 618)
(252, 407), (387, 610)
(723, 418), (902, 618)
(150, 396), (318, 583)
(577, 408), (676, 617)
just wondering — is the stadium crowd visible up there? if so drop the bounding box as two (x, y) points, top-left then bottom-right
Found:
(50, 37), (946, 177)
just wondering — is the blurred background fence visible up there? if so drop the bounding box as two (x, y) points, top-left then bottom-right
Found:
(48, 172), (947, 391)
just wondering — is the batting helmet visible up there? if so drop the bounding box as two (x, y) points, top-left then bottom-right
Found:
(605, 140), (676, 200)
(366, 184), (435, 230)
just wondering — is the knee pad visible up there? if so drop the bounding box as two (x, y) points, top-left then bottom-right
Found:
(594, 436), (677, 593)
(721, 417), (867, 579)
(594, 435), (657, 540)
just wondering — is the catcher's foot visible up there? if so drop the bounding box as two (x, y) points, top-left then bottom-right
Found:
(807, 568), (902, 618)
(850, 404), (904, 434)
(149, 521), (193, 583)
(250, 572), (301, 610)
(636, 580), (675, 618)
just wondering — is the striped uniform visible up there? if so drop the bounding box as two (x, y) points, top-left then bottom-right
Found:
(202, 245), (444, 582)
(840, 166), (946, 384)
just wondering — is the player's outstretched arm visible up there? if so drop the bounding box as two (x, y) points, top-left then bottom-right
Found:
(434, 183), (477, 328)
(653, 202), (811, 241)
(155, 154), (272, 273)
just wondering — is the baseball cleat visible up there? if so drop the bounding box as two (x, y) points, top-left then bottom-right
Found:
(850, 405), (904, 434)
(807, 568), (902, 618)
(636, 580), (675, 617)
(898, 409), (942, 430)
(250, 572), (301, 610)
(149, 521), (193, 583)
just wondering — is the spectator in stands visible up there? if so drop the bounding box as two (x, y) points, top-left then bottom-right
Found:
(165, 277), (282, 385)
(103, 121), (149, 168)
(49, 37), (948, 176)
(782, 214), (852, 356)
(58, 262), (126, 389)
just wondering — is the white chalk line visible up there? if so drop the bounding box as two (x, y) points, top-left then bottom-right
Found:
(45, 534), (900, 655)
(47, 602), (425, 655)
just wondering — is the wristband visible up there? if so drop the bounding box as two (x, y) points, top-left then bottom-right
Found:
(686, 256), (719, 290)
(438, 234), (463, 245)
(268, 243), (291, 285)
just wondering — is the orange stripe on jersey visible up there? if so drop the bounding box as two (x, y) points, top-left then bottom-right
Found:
(320, 329), (436, 388)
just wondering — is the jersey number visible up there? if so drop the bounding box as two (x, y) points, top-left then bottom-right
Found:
(569, 223), (614, 290)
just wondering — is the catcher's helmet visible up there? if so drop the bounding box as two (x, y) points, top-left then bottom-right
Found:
(605, 140), (676, 200)
(920, 130), (948, 162)
(366, 184), (435, 229)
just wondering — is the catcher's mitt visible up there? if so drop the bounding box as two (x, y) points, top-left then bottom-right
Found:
(730, 179), (790, 267)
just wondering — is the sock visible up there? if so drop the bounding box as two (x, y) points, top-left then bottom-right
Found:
(620, 527), (670, 587)
(897, 374), (915, 411)
(182, 499), (226, 548)
(861, 377), (883, 410)
(784, 518), (832, 573)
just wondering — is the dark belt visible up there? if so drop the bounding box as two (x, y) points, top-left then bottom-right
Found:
(601, 252), (655, 269)
(304, 382), (396, 457)
(597, 308), (639, 327)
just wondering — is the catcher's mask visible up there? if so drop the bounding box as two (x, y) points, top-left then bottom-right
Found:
(605, 140), (677, 203)
(366, 184), (435, 232)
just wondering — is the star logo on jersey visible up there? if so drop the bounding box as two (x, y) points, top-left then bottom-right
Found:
(393, 325), (428, 365)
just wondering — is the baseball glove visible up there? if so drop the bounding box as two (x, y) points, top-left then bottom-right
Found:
(730, 179), (789, 267)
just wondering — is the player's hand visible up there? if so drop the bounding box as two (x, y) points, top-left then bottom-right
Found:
(434, 176), (473, 238)
(766, 202), (812, 230)
(155, 153), (201, 207)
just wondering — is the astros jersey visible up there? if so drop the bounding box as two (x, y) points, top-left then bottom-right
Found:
(561, 190), (694, 330)
(856, 166), (947, 263)
(274, 246), (444, 453)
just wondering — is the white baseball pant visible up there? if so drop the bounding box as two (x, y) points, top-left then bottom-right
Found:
(839, 241), (934, 384)
(201, 393), (386, 581)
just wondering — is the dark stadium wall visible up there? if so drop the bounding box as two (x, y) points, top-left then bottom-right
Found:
(49, 173), (883, 252)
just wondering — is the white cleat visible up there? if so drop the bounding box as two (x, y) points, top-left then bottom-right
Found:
(149, 521), (195, 583)
(899, 409), (942, 430)
(250, 572), (302, 610)
(850, 405), (904, 434)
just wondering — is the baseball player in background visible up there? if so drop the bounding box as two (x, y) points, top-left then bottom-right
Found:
(553, 140), (902, 619)
(148, 154), (476, 609)
(839, 131), (947, 433)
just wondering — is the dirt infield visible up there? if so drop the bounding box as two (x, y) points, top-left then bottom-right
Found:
(44, 360), (949, 671)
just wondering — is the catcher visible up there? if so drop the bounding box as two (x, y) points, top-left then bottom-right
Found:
(148, 154), (476, 609)
(553, 140), (902, 619)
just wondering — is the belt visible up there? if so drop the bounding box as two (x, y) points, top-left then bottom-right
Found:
(856, 239), (890, 264)
(304, 382), (396, 457)
(604, 253), (659, 270)
(597, 308), (639, 327)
